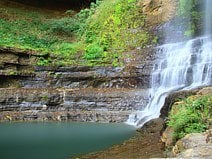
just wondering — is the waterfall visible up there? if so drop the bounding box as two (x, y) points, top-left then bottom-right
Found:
(205, 0), (212, 37)
(127, 0), (212, 127)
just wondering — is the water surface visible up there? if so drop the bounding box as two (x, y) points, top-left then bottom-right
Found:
(0, 122), (135, 159)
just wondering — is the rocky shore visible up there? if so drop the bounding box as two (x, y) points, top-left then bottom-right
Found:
(75, 118), (166, 159)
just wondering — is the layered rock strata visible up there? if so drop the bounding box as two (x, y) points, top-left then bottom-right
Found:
(0, 47), (152, 122)
(0, 88), (148, 122)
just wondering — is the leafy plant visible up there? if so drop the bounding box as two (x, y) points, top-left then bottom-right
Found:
(81, 0), (153, 65)
(48, 18), (79, 36)
(37, 57), (52, 66)
(84, 43), (103, 60)
(167, 95), (212, 140)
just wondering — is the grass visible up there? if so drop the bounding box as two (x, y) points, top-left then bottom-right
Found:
(0, 3), (73, 51)
(0, 1), (84, 65)
(0, 0), (155, 66)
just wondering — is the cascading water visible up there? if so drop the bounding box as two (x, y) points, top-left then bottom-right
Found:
(127, 0), (212, 127)
(205, 0), (212, 36)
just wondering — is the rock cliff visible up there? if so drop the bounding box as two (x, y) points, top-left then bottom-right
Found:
(0, 88), (148, 122)
(0, 46), (153, 122)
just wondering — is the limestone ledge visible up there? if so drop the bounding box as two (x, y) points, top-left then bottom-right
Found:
(0, 88), (148, 123)
(0, 47), (153, 89)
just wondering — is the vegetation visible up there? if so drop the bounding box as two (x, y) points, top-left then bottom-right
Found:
(178, 0), (203, 37)
(0, 0), (154, 66)
(81, 0), (153, 66)
(0, 1), (89, 65)
(167, 95), (212, 141)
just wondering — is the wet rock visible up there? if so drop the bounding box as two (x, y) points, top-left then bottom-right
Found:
(172, 132), (212, 159)
(161, 126), (175, 147)
(137, 118), (165, 134)
(160, 89), (199, 119)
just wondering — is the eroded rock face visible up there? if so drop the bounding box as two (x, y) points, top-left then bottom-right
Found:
(160, 89), (199, 119)
(140, 0), (177, 25)
(0, 47), (153, 89)
(0, 88), (148, 122)
(21, 65), (151, 89)
(0, 48), (38, 87)
(0, 0), (180, 124)
(0, 44), (154, 123)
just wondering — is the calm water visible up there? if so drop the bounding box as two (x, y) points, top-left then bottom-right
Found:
(0, 122), (135, 159)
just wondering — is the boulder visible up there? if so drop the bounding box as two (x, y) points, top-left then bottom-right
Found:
(173, 132), (212, 159)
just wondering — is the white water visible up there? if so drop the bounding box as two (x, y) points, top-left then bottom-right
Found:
(127, 0), (212, 127)
(205, 0), (212, 36)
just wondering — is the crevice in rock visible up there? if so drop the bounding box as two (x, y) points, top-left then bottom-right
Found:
(9, 0), (96, 11)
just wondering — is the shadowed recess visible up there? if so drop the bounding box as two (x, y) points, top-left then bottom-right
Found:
(9, 0), (96, 11)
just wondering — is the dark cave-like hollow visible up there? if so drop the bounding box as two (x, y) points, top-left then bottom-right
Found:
(10, 0), (96, 11)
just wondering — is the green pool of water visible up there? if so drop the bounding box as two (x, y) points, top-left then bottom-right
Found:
(0, 122), (135, 159)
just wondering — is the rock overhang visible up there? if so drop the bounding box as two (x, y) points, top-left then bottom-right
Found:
(9, 0), (96, 11)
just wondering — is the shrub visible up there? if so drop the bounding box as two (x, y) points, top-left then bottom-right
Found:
(84, 43), (103, 60)
(81, 0), (152, 65)
(167, 95), (212, 140)
(48, 18), (79, 36)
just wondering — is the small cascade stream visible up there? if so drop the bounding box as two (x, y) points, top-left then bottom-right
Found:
(127, 0), (212, 127)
